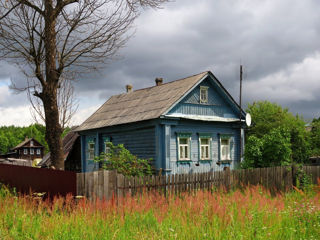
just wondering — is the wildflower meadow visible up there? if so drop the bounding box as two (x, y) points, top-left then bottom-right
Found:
(0, 183), (319, 240)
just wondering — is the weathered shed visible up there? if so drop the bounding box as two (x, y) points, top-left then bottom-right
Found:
(39, 130), (81, 172)
(77, 71), (246, 174)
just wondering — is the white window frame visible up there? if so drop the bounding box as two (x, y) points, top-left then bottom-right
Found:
(178, 135), (191, 161)
(30, 148), (34, 155)
(30, 140), (34, 146)
(199, 137), (211, 160)
(88, 142), (95, 160)
(36, 149), (41, 155)
(104, 140), (111, 161)
(104, 142), (111, 154)
(200, 86), (209, 104)
(220, 138), (231, 161)
(24, 149), (28, 155)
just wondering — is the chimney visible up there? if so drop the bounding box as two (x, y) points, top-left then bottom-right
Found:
(155, 78), (163, 86)
(126, 84), (132, 93)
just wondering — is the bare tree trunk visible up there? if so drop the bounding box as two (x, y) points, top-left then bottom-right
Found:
(42, 87), (64, 170)
(42, 2), (64, 169)
(0, 0), (169, 170)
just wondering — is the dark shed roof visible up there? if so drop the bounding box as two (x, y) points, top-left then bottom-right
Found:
(39, 130), (79, 167)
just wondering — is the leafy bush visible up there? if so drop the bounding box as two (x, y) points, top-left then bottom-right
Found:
(310, 117), (320, 156)
(294, 164), (313, 192)
(95, 142), (153, 177)
(242, 127), (292, 168)
(244, 101), (310, 167)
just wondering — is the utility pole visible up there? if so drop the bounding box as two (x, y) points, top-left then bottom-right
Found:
(239, 65), (243, 160)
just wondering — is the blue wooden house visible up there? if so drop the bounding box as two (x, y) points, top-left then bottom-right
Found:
(77, 71), (246, 174)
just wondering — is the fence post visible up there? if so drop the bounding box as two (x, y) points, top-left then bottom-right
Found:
(223, 168), (230, 191)
(76, 172), (85, 196)
(107, 170), (117, 201)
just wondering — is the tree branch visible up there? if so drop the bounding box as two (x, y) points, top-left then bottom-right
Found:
(0, 2), (21, 20)
(16, 0), (44, 15)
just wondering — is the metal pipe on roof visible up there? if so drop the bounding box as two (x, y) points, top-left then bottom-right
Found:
(155, 78), (163, 86)
(126, 84), (132, 93)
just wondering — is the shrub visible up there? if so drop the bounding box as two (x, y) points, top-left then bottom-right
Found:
(243, 127), (292, 168)
(95, 142), (153, 177)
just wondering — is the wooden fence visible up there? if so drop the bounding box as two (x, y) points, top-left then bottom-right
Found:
(77, 165), (320, 201)
(0, 164), (77, 197)
(1, 164), (318, 201)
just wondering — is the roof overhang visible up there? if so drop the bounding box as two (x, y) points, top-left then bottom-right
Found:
(163, 114), (241, 123)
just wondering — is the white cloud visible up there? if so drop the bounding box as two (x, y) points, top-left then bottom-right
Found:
(0, 106), (34, 126)
(71, 105), (100, 126)
(245, 52), (320, 103)
(0, 99), (99, 127)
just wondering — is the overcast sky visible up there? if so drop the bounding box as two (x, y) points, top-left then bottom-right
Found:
(1, 0), (320, 126)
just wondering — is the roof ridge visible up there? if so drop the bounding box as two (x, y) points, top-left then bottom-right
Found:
(109, 71), (209, 98)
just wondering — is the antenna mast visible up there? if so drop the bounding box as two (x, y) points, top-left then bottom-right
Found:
(239, 65), (243, 159)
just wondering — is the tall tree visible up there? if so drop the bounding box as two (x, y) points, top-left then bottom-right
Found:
(0, 0), (167, 169)
(310, 117), (320, 156)
(243, 101), (310, 168)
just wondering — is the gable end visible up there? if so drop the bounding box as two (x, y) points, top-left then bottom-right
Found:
(164, 72), (245, 121)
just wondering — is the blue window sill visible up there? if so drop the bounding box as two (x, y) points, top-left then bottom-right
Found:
(177, 160), (192, 164)
(199, 159), (212, 163)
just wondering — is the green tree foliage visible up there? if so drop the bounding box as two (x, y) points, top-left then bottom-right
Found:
(0, 135), (9, 154)
(262, 127), (292, 166)
(0, 124), (47, 154)
(0, 124), (72, 155)
(310, 117), (320, 156)
(95, 143), (153, 177)
(241, 136), (263, 168)
(243, 128), (292, 168)
(243, 101), (310, 168)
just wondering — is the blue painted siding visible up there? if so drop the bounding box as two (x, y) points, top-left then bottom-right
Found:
(81, 124), (156, 172)
(166, 120), (241, 175)
(108, 127), (156, 161)
(168, 78), (238, 118)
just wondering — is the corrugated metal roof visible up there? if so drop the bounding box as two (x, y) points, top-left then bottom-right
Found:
(77, 71), (209, 131)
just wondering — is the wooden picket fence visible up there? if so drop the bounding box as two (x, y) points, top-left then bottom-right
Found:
(76, 165), (320, 201)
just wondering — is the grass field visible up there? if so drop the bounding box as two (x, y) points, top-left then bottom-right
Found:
(0, 184), (319, 240)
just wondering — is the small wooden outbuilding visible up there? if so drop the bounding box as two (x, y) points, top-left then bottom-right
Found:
(9, 137), (44, 161)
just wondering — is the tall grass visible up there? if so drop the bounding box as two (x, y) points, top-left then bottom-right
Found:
(0, 183), (319, 239)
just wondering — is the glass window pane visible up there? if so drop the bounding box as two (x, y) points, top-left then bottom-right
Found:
(180, 146), (184, 159)
(184, 146), (188, 158)
(180, 138), (187, 144)
(221, 139), (228, 146)
(201, 138), (209, 145)
(201, 146), (204, 158)
(105, 143), (110, 154)
(200, 88), (208, 103)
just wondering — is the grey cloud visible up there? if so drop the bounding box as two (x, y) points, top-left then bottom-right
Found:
(76, 0), (320, 90)
(2, 0), (320, 120)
